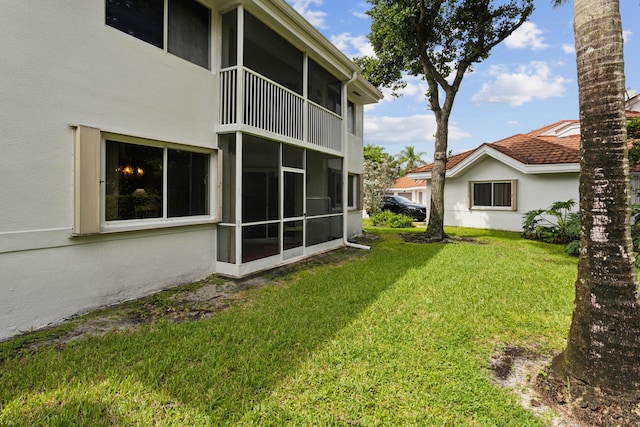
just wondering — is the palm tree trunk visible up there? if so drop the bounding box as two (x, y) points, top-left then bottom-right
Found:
(552, 0), (640, 394)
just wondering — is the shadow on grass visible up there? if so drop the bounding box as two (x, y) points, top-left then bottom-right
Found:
(0, 233), (444, 425)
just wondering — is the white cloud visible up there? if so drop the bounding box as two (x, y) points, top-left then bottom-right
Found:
(330, 33), (374, 58)
(562, 43), (575, 54)
(471, 61), (570, 106)
(288, 0), (327, 29)
(363, 114), (470, 151)
(624, 30), (632, 43)
(505, 22), (549, 50)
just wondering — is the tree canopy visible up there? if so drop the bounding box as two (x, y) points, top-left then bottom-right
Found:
(357, 0), (534, 240)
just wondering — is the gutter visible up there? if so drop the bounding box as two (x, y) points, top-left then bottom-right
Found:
(343, 71), (370, 251)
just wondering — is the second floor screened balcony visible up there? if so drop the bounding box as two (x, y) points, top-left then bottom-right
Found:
(219, 8), (345, 153)
(219, 67), (343, 152)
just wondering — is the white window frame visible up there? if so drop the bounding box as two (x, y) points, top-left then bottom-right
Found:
(71, 125), (218, 236)
(100, 132), (218, 233)
(105, 0), (212, 69)
(469, 180), (517, 211)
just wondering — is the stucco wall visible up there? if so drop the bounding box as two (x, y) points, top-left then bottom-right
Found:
(430, 157), (579, 232)
(0, 1), (219, 339)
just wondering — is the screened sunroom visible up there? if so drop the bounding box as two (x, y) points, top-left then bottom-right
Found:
(214, 4), (379, 276)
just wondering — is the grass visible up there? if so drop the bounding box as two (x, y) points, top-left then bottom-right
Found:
(0, 227), (577, 426)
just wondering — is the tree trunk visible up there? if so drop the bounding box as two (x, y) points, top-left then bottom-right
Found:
(552, 0), (640, 395)
(425, 111), (449, 241)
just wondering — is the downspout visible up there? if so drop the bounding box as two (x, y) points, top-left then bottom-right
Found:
(343, 71), (370, 251)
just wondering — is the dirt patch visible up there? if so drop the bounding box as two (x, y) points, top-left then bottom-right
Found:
(534, 366), (640, 427)
(29, 275), (270, 349)
(24, 245), (369, 350)
(491, 346), (640, 427)
(490, 346), (582, 427)
(401, 233), (486, 244)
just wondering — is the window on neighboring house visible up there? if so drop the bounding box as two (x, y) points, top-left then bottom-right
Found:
(105, 139), (211, 222)
(106, 0), (211, 69)
(470, 180), (516, 210)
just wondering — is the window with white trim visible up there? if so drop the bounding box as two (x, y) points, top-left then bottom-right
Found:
(470, 180), (516, 210)
(106, 0), (211, 69)
(105, 138), (212, 222)
(73, 126), (217, 235)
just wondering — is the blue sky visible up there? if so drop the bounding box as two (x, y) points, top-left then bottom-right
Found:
(286, 0), (640, 161)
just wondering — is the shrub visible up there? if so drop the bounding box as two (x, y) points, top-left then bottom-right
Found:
(522, 199), (580, 255)
(522, 199), (579, 244)
(370, 210), (414, 228)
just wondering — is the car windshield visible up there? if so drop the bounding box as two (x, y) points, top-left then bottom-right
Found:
(393, 196), (412, 203)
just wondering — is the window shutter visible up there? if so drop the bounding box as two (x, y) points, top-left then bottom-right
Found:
(511, 179), (518, 211)
(73, 125), (101, 235)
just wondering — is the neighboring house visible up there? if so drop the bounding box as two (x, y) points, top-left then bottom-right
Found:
(409, 121), (583, 232)
(0, 0), (381, 340)
(627, 93), (640, 113)
(410, 115), (640, 233)
(389, 176), (428, 205)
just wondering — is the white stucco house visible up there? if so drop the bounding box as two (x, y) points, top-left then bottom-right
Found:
(410, 120), (583, 232)
(410, 113), (640, 233)
(388, 176), (428, 205)
(0, 0), (381, 340)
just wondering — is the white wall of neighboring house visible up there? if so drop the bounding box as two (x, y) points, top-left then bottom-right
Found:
(389, 187), (428, 205)
(426, 157), (579, 232)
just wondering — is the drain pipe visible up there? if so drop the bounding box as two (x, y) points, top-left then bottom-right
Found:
(343, 71), (370, 251)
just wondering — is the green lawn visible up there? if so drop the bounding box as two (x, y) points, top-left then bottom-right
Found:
(0, 227), (576, 426)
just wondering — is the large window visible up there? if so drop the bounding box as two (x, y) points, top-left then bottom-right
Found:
(105, 139), (211, 222)
(106, 0), (211, 68)
(470, 181), (516, 209)
(308, 59), (342, 114)
(242, 12), (304, 94)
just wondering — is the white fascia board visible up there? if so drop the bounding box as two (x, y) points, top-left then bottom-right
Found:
(407, 171), (432, 180)
(408, 145), (579, 180)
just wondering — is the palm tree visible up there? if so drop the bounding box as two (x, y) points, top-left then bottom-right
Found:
(551, 0), (640, 400)
(396, 146), (427, 175)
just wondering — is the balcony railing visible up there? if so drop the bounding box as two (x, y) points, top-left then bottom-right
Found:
(220, 67), (342, 152)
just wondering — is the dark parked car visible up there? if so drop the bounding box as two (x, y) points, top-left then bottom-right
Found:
(380, 195), (427, 221)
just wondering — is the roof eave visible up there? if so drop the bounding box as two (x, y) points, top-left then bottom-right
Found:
(408, 145), (580, 180)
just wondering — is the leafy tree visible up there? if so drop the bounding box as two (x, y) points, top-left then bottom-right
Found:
(626, 118), (640, 165)
(546, 0), (640, 419)
(396, 145), (427, 175)
(362, 145), (399, 215)
(364, 144), (396, 164)
(357, 0), (533, 241)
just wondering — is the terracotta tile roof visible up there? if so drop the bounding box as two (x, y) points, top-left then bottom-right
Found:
(411, 120), (581, 173)
(391, 175), (427, 189)
(410, 117), (640, 175)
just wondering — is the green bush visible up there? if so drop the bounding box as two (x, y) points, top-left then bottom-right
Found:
(522, 199), (579, 244)
(524, 201), (640, 264)
(370, 210), (414, 228)
(522, 199), (580, 256)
